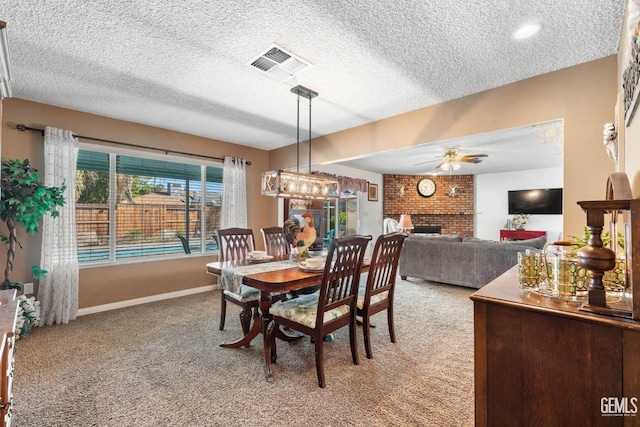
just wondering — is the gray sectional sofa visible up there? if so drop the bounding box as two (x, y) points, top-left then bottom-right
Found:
(398, 234), (547, 289)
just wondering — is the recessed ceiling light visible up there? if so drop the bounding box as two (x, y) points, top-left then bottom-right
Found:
(514, 23), (541, 40)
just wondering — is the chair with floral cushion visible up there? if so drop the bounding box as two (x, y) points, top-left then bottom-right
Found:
(260, 226), (291, 258)
(268, 234), (372, 388)
(357, 232), (407, 359)
(214, 227), (259, 334)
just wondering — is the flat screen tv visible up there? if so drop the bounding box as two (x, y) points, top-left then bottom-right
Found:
(508, 188), (563, 215)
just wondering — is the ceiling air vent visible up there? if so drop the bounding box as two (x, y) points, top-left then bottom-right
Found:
(248, 44), (311, 81)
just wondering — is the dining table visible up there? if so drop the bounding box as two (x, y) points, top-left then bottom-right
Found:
(207, 255), (325, 382)
(206, 255), (369, 382)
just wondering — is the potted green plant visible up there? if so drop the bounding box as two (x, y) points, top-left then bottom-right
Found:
(0, 159), (66, 338)
(0, 158), (66, 289)
(569, 226), (624, 250)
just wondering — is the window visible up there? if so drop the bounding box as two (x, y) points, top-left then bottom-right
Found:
(76, 146), (222, 263)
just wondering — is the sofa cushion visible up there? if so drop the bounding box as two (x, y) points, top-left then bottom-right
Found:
(409, 233), (462, 242)
(462, 236), (497, 243)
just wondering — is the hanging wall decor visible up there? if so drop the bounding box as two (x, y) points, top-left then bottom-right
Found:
(368, 183), (378, 202)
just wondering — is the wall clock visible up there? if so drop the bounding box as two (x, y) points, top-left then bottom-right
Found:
(417, 178), (436, 197)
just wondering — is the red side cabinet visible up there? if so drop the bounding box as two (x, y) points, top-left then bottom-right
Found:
(499, 229), (546, 241)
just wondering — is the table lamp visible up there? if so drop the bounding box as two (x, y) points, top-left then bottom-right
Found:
(398, 214), (414, 233)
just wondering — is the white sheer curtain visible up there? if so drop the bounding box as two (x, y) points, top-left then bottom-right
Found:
(38, 126), (79, 325)
(221, 156), (247, 228)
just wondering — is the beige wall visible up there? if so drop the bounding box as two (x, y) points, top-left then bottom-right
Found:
(271, 56), (619, 239)
(1, 98), (273, 308)
(1, 54), (619, 308)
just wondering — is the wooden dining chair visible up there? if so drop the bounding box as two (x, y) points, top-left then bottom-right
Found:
(214, 227), (259, 335)
(260, 226), (291, 258)
(262, 225), (320, 297)
(268, 234), (372, 388)
(357, 232), (407, 359)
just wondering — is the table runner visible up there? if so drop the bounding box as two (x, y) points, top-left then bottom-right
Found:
(220, 260), (296, 294)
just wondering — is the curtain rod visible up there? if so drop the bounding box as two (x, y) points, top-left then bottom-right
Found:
(15, 124), (251, 165)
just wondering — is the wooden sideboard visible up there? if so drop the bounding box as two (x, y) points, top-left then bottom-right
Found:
(471, 267), (640, 426)
(0, 291), (18, 427)
(499, 229), (546, 241)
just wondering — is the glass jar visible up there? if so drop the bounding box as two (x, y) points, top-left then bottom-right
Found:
(544, 240), (588, 299)
(517, 249), (543, 291)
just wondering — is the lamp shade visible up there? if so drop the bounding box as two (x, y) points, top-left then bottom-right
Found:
(439, 160), (461, 172)
(398, 214), (414, 230)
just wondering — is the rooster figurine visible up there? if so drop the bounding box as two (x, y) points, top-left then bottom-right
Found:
(282, 212), (317, 259)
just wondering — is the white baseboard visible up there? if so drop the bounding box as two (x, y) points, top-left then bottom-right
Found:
(77, 285), (216, 316)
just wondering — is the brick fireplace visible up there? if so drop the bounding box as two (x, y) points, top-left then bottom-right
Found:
(383, 174), (474, 236)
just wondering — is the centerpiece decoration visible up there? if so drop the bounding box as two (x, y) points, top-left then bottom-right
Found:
(283, 212), (317, 260)
(512, 213), (529, 230)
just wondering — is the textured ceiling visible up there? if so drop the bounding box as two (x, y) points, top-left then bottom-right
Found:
(1, 0), (626, 173)
(338, 120), (565, 175)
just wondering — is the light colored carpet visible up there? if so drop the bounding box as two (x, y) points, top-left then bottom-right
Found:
(12, 278), (475, 426)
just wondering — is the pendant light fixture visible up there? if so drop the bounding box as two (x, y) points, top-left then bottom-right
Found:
(261, 85), (339, 201)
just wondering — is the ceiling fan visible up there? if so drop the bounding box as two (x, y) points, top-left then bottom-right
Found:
(415, 147), (488, 171)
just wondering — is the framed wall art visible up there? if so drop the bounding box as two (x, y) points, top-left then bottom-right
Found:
(368, 183), (378, 202)
(623, 6), (640, 126)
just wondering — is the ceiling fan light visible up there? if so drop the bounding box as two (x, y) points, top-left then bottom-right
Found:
(439, 160), (461, 172)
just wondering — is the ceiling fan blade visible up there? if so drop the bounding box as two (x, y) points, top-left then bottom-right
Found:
(461, 158), (483, 164)
(434, 160), (446, 170)
(459, 154), (488, 162)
